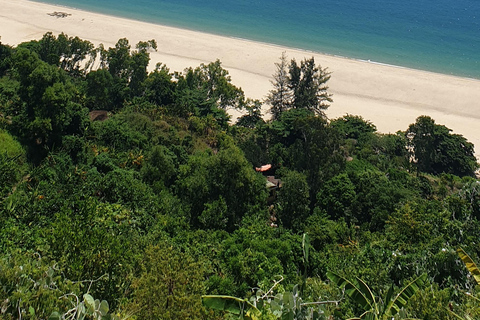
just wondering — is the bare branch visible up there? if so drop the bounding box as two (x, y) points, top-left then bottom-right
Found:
(261, 276), (284, 300)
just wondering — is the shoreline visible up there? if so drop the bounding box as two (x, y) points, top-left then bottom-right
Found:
(28, 0), (480, 82)
(30, 1), (480, 81)
(2, 0), (480, 157)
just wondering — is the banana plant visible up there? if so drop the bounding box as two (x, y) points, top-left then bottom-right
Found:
(456, 248), (480, 306)
(457, 248), (480, 286)
(327, 271), (427, 320)
(201, 295), (261, 320)
(449, 248), (480, 320)
(202, 284), (330, 320)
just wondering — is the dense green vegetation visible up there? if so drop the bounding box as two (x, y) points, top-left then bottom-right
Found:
(1, 32), (480, 319)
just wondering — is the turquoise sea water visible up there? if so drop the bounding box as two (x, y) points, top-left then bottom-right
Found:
(36, 0), (480, 78)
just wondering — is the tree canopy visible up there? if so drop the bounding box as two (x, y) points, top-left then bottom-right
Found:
(266, 54), (332, 119)
(406, 115), (478, 176)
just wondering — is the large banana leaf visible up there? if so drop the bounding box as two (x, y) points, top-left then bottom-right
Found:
(385, 273), (427, 316)
(380, 285), (394, 315)
(326, 272), (374, 312)
(355, 278), (378, 315)
(457, 248), (480, 286)
(202, 295), (259, 319)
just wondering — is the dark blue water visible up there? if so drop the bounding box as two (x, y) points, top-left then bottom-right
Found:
(37, 0), (480, 78)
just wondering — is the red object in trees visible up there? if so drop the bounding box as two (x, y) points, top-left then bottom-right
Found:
(255, 164), (272, 172)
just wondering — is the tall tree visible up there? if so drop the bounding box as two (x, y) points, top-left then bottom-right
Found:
(406, 116), (478, 176)
(92, 38), (156, 108)
(178, 60), (245, 111)
(106, 38), (131, 79)
(289, 57), (332, 116)
(267, 55), (332, 119)
(25, 32), (96, 76)
(129, 40), (157, 97)
(265, 52), (292, 120)
(10, 48), (88, 162)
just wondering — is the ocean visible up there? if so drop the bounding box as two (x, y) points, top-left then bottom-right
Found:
(36, 0), (480, 79)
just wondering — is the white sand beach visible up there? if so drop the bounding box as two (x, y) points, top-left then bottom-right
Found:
(1, 0), (480, 156)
